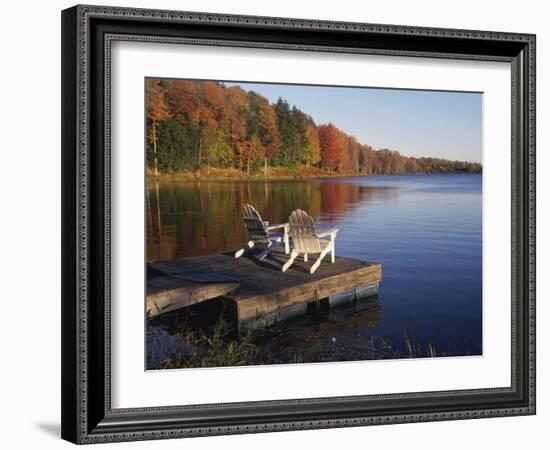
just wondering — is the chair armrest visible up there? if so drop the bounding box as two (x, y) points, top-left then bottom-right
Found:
(266, 223), (289, 232)
(317, 228), (339, 238)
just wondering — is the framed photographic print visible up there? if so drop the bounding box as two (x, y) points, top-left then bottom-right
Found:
(61, 4), (536, 444)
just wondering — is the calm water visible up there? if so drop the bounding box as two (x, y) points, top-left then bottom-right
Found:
(147, 174), (482, 359)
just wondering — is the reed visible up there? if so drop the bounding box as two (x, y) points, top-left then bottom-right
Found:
(149, 318), (263, 369)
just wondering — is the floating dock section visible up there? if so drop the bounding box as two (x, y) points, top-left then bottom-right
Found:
(147, 250), (382, 330)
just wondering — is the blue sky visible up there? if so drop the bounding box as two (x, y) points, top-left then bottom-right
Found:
(225, 81), (482, 163)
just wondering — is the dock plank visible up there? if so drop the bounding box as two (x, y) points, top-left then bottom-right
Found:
(147, 276), (240, 317)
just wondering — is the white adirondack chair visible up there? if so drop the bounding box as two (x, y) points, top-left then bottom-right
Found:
(235, 204), (289, 261)
(282, 209), (339, 274)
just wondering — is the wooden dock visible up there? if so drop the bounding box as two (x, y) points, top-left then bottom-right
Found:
(147, 250), (382, 329)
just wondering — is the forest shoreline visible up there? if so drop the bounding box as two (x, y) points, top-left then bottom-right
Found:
(146, 166), (482, 182)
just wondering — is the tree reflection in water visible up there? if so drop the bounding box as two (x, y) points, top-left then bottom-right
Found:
(147, 178), (398, 261)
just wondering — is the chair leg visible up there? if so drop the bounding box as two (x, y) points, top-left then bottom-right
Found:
(331, 241), (335, 263)
(284, 234), (290, 254)
(256, 243), (273, 261)
(304, 253), (308, 262)
(282, 250), (299, 272)
(235, 241), (254, 258)
(310, 248), (329, 274)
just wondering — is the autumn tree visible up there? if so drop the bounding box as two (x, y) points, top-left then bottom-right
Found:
(220, 87), (249, 169)
(357, 148), (367, 173)
(303, 119), (321, 167)
(335, 128), (349, 172)
(146, 79), (171, 175)
(248, 92), (281, 174)
(164, 79), (199, 127)
(318, 123), (341, 172)
(347, 136), (361, 173)
(199, 83), (226, 173)
(359, 144), (375, 174)
(235, 140), (250, 173)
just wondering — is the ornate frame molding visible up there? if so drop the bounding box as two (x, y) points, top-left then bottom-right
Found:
(61, 5), (536, 444)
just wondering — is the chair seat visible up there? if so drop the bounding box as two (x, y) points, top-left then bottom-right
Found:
(294, 239), (330, 254)
(267, 231), (285, 242)
(319, 239), (331, 250)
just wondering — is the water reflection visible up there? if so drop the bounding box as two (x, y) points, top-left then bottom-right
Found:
(147, 179), (398, 261)
(247, 296), (384, 364)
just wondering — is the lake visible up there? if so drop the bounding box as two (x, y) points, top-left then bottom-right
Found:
(147, 173), (482, 362)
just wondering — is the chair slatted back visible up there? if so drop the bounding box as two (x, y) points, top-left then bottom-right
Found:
(242, 204), (270, 245)
(288, 209), (321, 254)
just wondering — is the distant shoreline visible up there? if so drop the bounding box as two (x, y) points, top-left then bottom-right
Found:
(146, 166), (482, 182)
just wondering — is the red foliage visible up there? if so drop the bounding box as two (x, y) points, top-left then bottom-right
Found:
(318, 123), (341, 171)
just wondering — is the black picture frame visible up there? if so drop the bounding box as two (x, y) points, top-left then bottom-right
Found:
(61, 4), (536, 444)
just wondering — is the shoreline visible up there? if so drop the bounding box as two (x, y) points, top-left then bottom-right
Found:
(146, 167), (482, 182)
